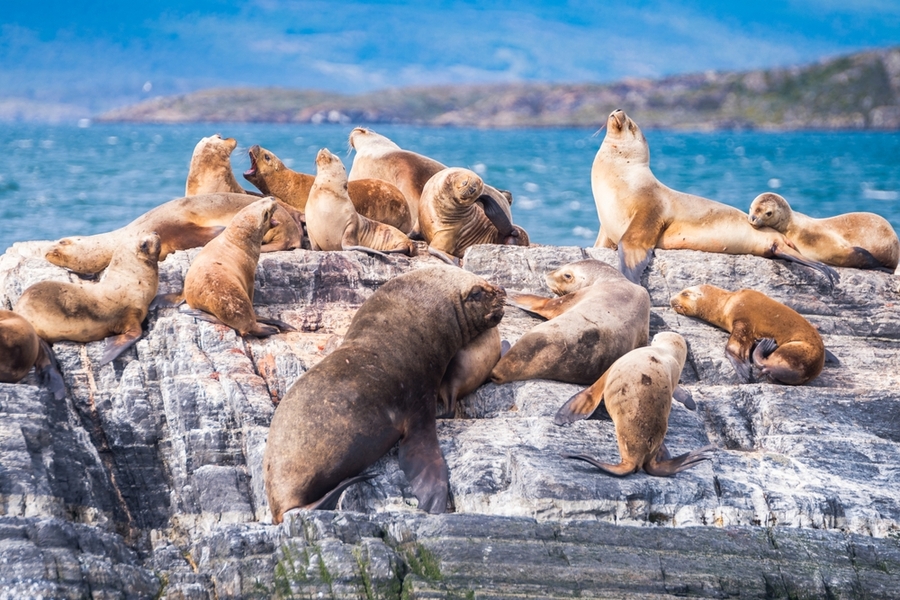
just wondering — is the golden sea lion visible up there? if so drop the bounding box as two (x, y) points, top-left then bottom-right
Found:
(185, 134), (259, 196)
(182, 197), (296, 337)
(670, 284), (831, 385)
(748, 191), (899, 273)
(438, 327), (503, 418)
(0, 310), (65, 399)
(15, 233), (162, 365)
(243, 144), (413, 233)
(555, 332), (715, 477)
(490, 259), (650, 386)
(45, 193), (303, 275)
(263, 265), (506, 521)
(305, 148), (415, 256)
(590, 109), (838, 285)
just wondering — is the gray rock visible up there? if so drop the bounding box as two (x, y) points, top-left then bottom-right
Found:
(0, 241), (898, 598)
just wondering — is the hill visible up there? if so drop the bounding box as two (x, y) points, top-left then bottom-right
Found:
(98, 47), (900, 130)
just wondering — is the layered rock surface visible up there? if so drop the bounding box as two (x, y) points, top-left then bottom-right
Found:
(0, 241), (898, 598)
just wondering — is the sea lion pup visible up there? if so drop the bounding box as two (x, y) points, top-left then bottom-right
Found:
(243, 144), (414, 233)
(419, 167), (531, 263)
(490, 259), (650, 386)
(348, 126), (525, 243)
(263, 265), (506, 521)
(185, 134), (260, 196)
(182, 197), (295, 337)
(45, 193), (303, 275)
(438, 327), (503, 418)
(0, 310), (65, 399)
(590, 109), (839, 285)
(555, 332), (715, 477)
(305, 148), (415, 256)
(15, 233), (162, 365)
(748, 192), (899, 273)
(670, 284), (829, 385)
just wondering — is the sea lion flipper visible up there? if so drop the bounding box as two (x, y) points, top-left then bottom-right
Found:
(645, 444), (716, 477)
(725, 322), (754, 382)
(35, 340), (65, 400)
(427, 246), (460, 266)
(256, 316), (296, 332)
(751, 337), (779, 365)
(179, 306), (226, 326)
(476, 193), (516, 239)
(149, 291), (184, 310)
(500, 340), (511, 357)
(825, 349), (840, 365)
(769, 242), (839, 287)
(343, 244), (389, 259)
(672, 385), (696, 410)
(561, 453), (636, 477)
(398, 417), (450, 514)
(508, 292), (576, 319)
(554, 371), (608, 425)
(617, 245), (653, 285)
(307, 474), (376, 511)
(99, 330), (142, 365)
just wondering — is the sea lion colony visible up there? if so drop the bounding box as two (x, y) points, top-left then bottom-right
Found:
(2, 114), (898, 518)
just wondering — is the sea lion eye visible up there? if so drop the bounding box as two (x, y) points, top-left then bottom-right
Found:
(765, 211), (772, 217)
(563, 272), (573, 280)
(467, 286), (484, 302)
(264, 154), (271, 162)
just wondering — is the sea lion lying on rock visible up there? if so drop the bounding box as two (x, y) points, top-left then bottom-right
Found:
(0, 310), (65, 399)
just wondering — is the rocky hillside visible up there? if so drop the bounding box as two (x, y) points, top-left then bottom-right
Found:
(0, 239), (899, 598)
(97, 47), (900, 130)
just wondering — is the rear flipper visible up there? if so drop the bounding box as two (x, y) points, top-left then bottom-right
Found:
(725, 350), (753, 383)
(100, 329), (143, 365)
(561, 452), (639, 477)
(673, 385), (696, 410)
(257, 316), (297, 333)
(308, 474), (377, 511)
(849, 246), (893, 272)
(36, 340), (65, 400)
(644, 443), (716, 477)
(751, 337), (778, 366)
(398, 414), (450, 514)
(770, 243), (839, 287)
(180, 306), (226, 326)
(554, 371), (608, 425)
(342, 244), (389, 259)
(825, 349), (840, 365)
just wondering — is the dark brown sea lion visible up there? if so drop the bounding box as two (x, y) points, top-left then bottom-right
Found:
(490, 259), (650, 385)
(45, 193), (303, 275)
(243, 144), (413, 233)
(0, 310), (65, 398)
(263, 265), (506, 522)
(748, 192), (899, 273)
(15, 233), (162, 365)
(590, 109), (838, 285)
(670, 284), (830, 385)
(555, 332), (715, 476)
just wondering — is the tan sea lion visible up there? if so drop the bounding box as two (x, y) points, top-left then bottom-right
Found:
(243, 144), (413, 233)
(670, 284), (830, 385)
(305, 148), (415, 256)
(590, 109), (839, 285)
(348, 127), (524, 243)
(45, 192), (303, 275)
(0, 310), (65, 399)
(185, 134), (259, 196)
(748, 192), (899, 272)
(15, 233), (162, 365)
(490, 259), (650, 386)
(438, 327), (503, 418)
(555, 332), (715, 477)
(182, 197), (295, 337)
(263, 265), (506, 521)
(419, 167), (530, 262)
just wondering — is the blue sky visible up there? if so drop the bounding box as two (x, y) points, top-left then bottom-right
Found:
(2, 1), (899, 113)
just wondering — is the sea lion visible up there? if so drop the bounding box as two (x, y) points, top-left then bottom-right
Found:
(348, 126), (525, 243)
(438, 327), (503, 418)
(45, 192), (303, 275)
(490, 259), (650, 386)
(419, 167), (530, 262)
(0, 310), (65, 399)
(555, 332), (715, 477)
(182, 197), (295, 337)
(670, 284), (828, 385)
(748, 192), (899, 273)
(243, 144), (414, 233)
(185, 134), (259, 196)
(305, 148), (415, 256)
(590, 109), (839, 285)
(15, 233), (162, 365)
(263, 265), (506, 522)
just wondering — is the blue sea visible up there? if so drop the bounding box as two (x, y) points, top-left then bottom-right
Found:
(1, 122), (899, 254)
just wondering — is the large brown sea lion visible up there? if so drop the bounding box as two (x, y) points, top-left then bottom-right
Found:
(263, 265), (506, 522)
(15, 233), (162, 365)
(490, 259), (650, 386)
(243, 144), (413, 233)
(748, 192), (899, 273)
(305, 149), (415, 256)
(590, 109), (838, 285)
(45, 193), (303, 275)
(670, 284), (830, 385)
(555, 332), (715, 477)
(0, 310), (65, 399)
(182, 197), (295, 337)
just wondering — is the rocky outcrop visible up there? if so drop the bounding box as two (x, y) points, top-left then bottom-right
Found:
(0, 241), (898, 598)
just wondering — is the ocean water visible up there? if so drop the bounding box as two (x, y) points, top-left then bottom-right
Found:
(1, 122), (899, 254)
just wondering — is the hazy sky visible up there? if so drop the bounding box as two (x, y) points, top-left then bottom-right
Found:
(3, 0), (899, 112)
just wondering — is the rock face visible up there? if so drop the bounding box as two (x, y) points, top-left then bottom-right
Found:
(0, 241), (898, 598)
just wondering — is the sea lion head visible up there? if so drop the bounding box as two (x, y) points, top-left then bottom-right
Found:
(454, 273), (506, 343)
(602, 109), (650, 164)
(45, 235), (110, 274)
(649, 331), (688, 366)
(748, 192), (791, 231)
(192, 134), (237, 161)
(228, 197), (280, 245)
(546, 259), (620, 295)
(669, 284), (727, 318)
(444, 168), (484, 207)
(347, 127), (401, 156)
(244, 145), (284, 188)
(314, 148), (348, 185)
(136, 232), (162, 265)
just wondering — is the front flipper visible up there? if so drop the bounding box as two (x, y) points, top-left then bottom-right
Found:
(561, 452), (638, 477)
(99, 329), (143, 365)
(554, 370), (608, 425)
(507, 292), (578, 320)
(673, 385), (696, 410)
(725, 321), (755, 382)
(644, 443), (716, 477)
(770, 242), (839, 287)
(476, 193), (516, 240)
(398, 415), (450, 514)
(149, 291), (184, 310)
(427, 246), (460, 266)
(825, 349), (840, 365)
(617, 245), (653, 285)
(179, 306), (226, 326)
(308, 474), (376, 511)
(36, 340), (65, 400)
(257, 316), (297, 332)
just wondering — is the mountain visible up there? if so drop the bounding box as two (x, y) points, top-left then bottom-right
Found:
(98, 47), (900, 130)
